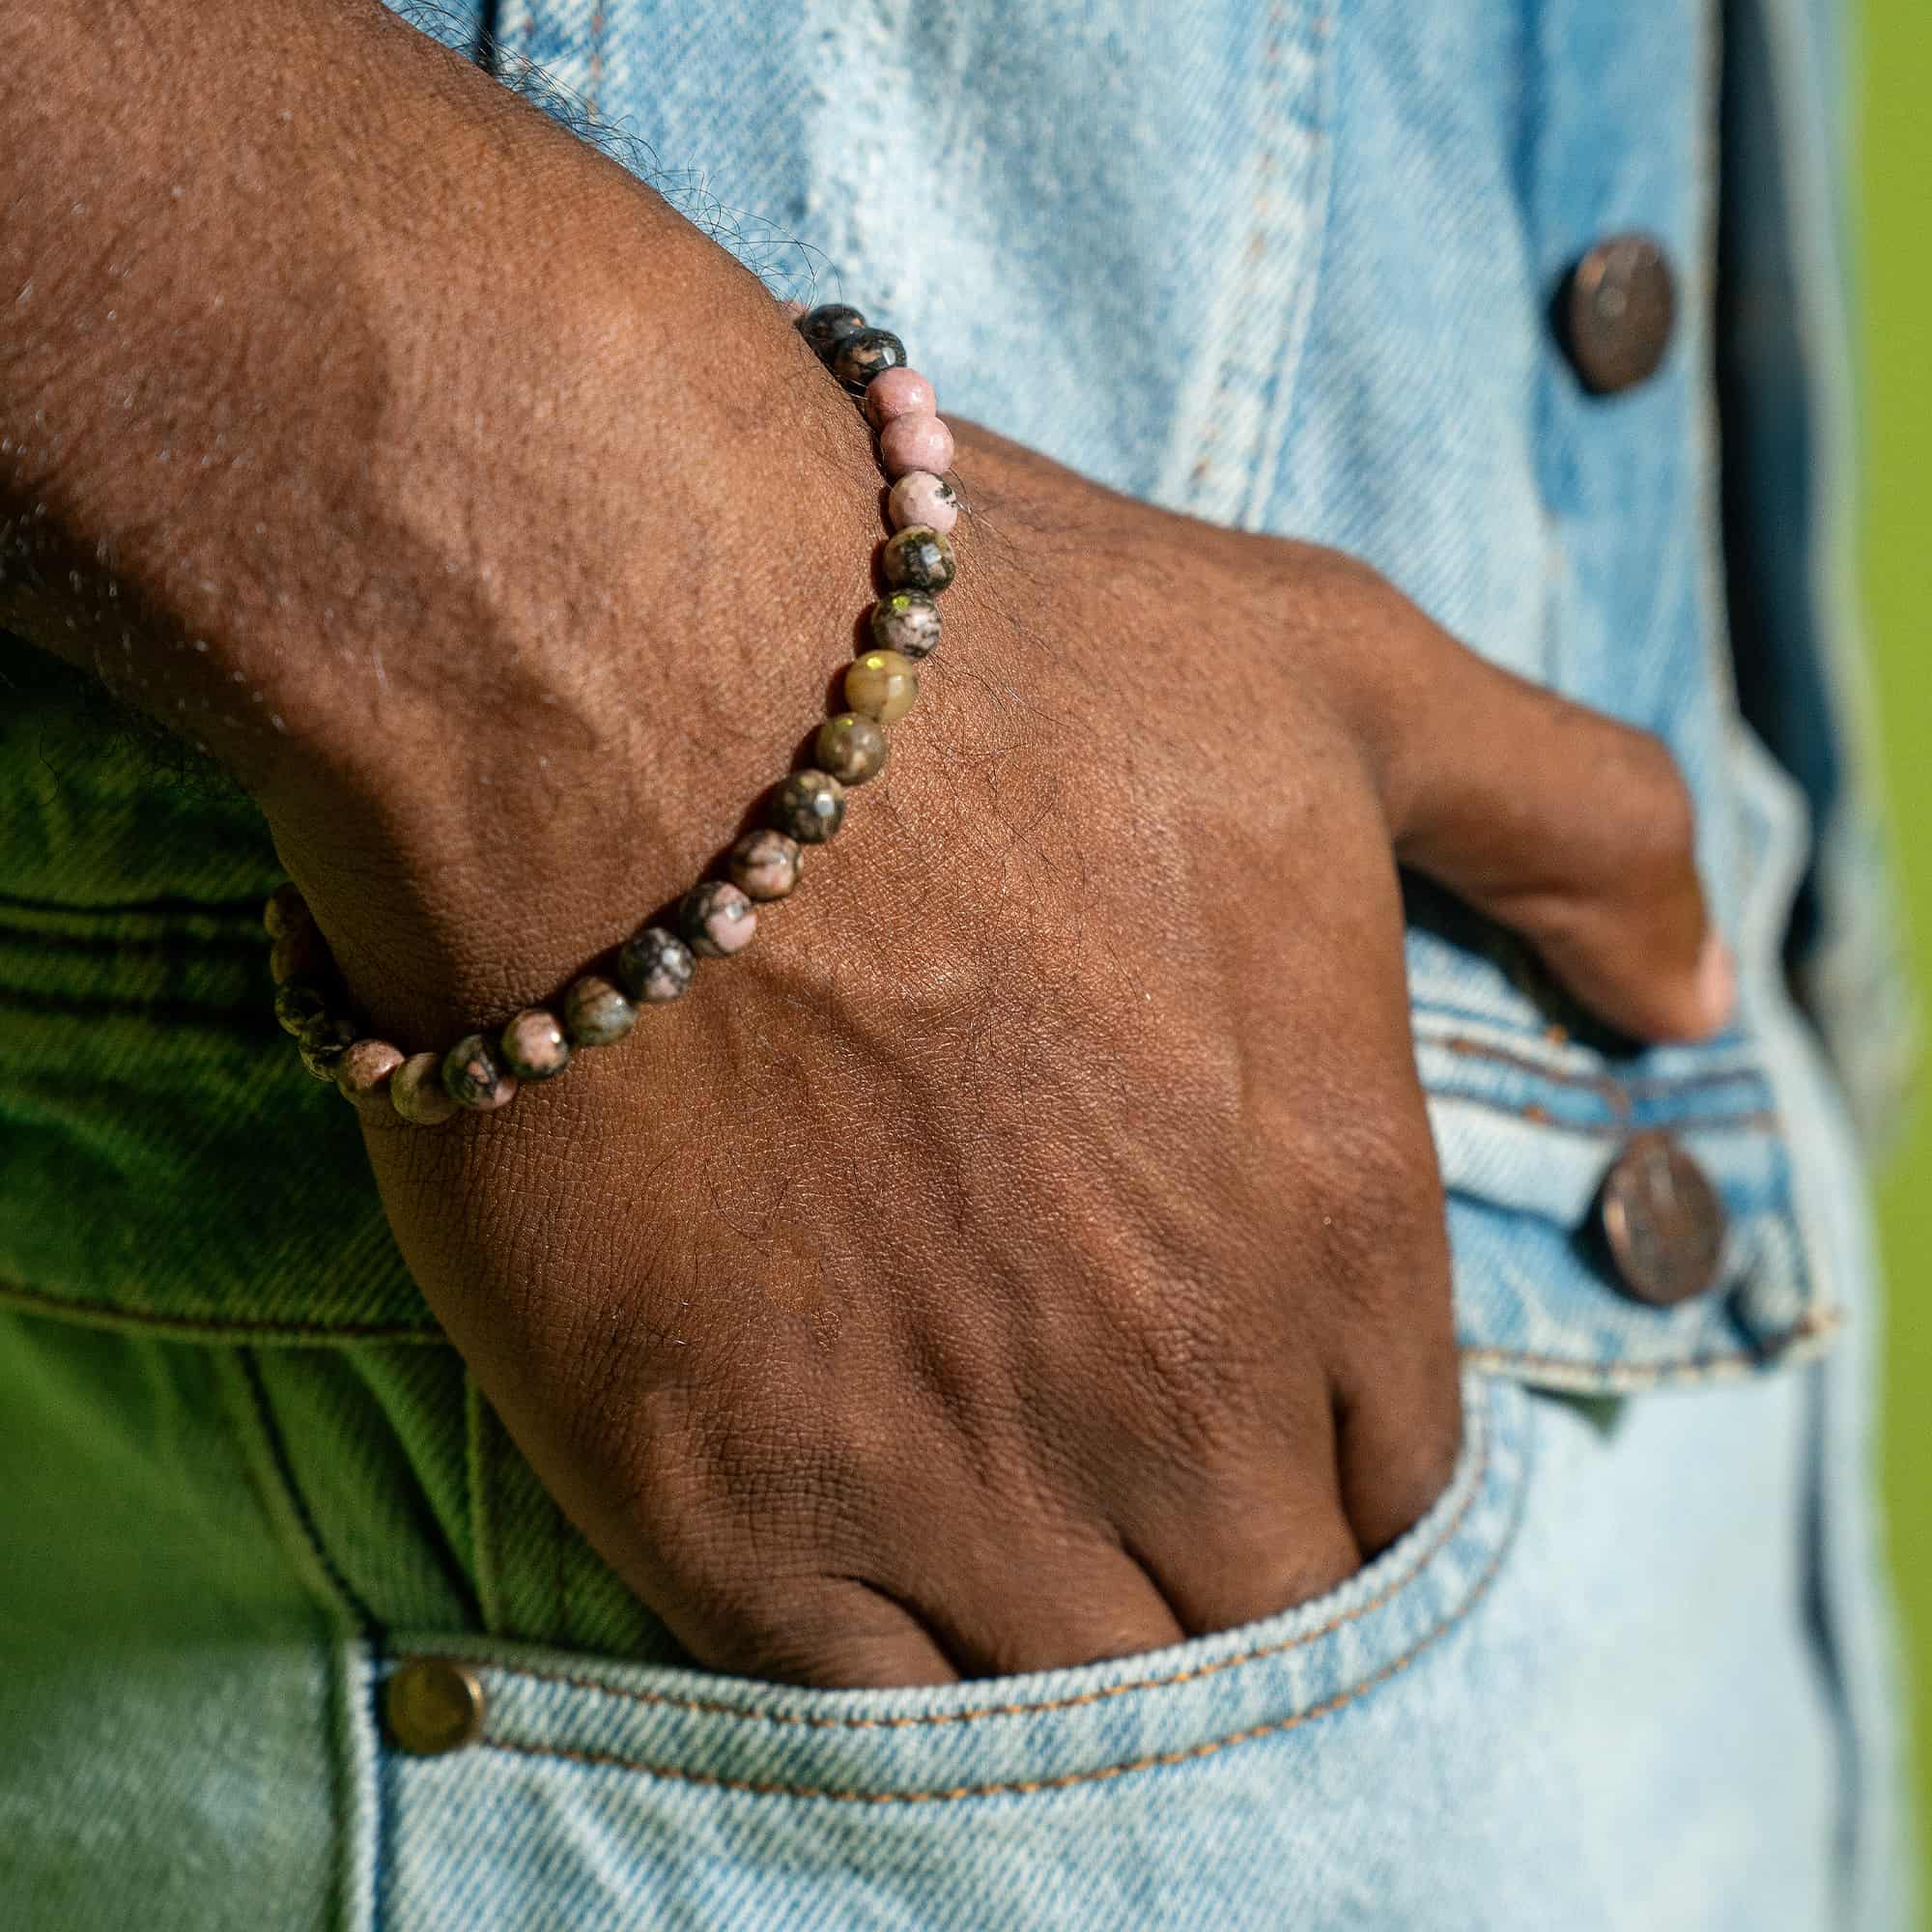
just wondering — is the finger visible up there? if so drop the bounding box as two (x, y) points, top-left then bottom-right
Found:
(1124, 1471), (1363, 1637)
(1362, 611), (1731, 1044)
(1329, 1311), (1464, 1559)
(679, 1577), (963, 1689)
(1109, 1376), (1363, 1636)
(897, 1535), (1191, 1677)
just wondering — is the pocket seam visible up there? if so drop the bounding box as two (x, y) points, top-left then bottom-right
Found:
(222, 1346), (378, 1633)
(441, 1383), (1497, 1745)
(1423, 1025), (1776, 1102)
(466, 1436), (1522, 1805)
(1462, 1308), (1841, 1391)
(1439, 1090), (1780, 1142)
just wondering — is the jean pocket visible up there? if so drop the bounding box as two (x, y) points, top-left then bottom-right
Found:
(370, 1371), (1528, 1922)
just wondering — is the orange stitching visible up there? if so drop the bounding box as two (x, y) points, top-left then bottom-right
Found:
(1433, 1034), (1627, 1105)
(1433, 1090), (1779, 1141)
(475, 1457), (1523, 1805)
(1430, 1032), (1782, 1107)
(427, 1396), (1501, 1737)
(1461, 1311), (1841, 1387)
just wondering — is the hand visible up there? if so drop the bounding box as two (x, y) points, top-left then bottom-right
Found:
(0, 0), (1722, 1685)
(294, 413), (1723, 1687)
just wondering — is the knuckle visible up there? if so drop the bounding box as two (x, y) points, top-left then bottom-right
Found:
(1308, 545), (1389, 605)
(696, 1586), (888, 1687)
(1112, 1305), (1254, 1459)
(1304, 1120), (1447, 1313)
(1341, 1357), (1465, 1557)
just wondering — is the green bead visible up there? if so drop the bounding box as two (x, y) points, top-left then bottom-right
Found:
(796, 303), (866, 361)
(845, 650), (918, 724)
(263, 883), (311, 940)
(274, 978), (334, 1037)
(832, 327), (907, 390)
(562, 975), (638, 1047)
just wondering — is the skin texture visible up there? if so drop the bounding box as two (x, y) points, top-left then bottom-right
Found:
(0, 1), (1727, 1685)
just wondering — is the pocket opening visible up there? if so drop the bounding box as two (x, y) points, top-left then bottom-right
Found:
(382, 1373), (1530, 1805)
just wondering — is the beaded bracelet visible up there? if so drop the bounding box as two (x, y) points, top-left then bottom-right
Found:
(263, 300), (960, 1127)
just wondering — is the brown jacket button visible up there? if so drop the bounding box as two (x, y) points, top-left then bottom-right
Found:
(1561, 233), (1676, 395)
(1599, 1132), (1726, 1306)
(384, 1658), (487, 1756)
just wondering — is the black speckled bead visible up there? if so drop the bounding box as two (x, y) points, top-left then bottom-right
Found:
(274, 978), (335, 1038)
(832, 327), (907, 392)
(814, 713), (890, 786)
(881, 525), (955, 595)
(869, 590), (942, 660)
(727, 829), (804, 901)
(679, 880), (758, 958)
(499, 1008), (572, 1082)
(562, 974), (637, 1046)
(770, 770), (847, 844)
(442, 1033), (520, 1112)
(616, 924), (696, 1005)
(796, 303), (866, 361)
(297, 1011), (360, 1082)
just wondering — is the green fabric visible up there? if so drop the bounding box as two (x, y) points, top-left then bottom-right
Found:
(0, 1315), (346, 1930)
(0, 640), (683, 1681)
(0, 640), (434, 1336)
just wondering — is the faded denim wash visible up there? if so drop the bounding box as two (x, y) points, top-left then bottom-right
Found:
(0, 0), (1915, 1926)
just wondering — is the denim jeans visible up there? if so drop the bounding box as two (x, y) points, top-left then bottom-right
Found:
(0, 0), (1915, 1925)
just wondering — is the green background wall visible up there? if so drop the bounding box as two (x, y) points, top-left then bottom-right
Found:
(1863, 0), (1930, 1901)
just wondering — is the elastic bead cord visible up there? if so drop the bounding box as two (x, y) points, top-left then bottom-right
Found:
(263, 295), (962, 1125)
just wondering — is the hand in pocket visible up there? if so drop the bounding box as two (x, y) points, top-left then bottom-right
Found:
(306, 424), (1727, 1688)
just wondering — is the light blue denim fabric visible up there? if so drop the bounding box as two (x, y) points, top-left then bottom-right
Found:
(0, 0), (1915, 1926)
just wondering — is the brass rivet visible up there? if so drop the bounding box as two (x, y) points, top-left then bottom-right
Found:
(384, 1658), (486, 1756)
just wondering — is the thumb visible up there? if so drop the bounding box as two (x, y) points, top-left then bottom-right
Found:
(1378, 643), (1732, 1044)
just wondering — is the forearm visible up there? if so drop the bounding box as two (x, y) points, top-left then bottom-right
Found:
(0, 0), (503, 749)
(0, 0), (873, 838)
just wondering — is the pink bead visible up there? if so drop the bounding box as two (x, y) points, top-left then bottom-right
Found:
(878, 412), (954, 480)
(866, 366), (936, 430)
(389, 1052), (460, 1127)
(334, 1038), (405, 1114)
(888, 470), (959, 535)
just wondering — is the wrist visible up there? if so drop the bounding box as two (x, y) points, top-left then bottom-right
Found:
(0, 0), (881, 870)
